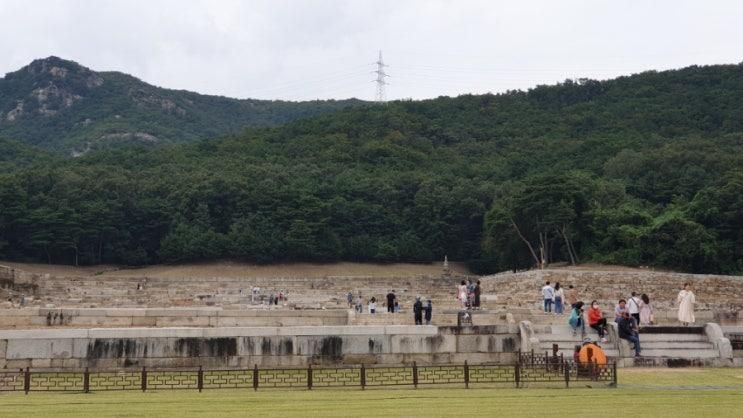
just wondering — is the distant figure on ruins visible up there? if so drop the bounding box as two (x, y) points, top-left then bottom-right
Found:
(424, 299), (432, 325)
(566, 284), (578, 309)
(355, 295), (363, 313)
(413, 297), (423, 325)
(587, 300), (609, 343)
(473, 280), (482, 309)
(639, 293), (654, 326)
(386, 290), (396, 313)
(627, 292), (642, 326)
(457, 280), (468, 309)
(553, 282), (564, 314)
(677, 283), (696, 326)
(347, 291), (354, 308)
(394, 300), (400, 313)
(368, 297), (377, 314)
(541, 281), (554, 313)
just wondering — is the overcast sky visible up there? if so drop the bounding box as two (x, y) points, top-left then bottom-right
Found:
(1, 0), (742, 101)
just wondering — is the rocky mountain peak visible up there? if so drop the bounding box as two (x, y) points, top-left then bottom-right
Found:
(2, 56), (105, 121)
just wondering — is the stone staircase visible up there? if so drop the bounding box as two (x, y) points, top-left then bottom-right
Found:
(531, 324), (619, 359)
(522, 321), (733, 367)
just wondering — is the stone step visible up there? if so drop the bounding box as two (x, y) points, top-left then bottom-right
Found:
(634, 349), (720, 358)
(635, 341), (714, 350)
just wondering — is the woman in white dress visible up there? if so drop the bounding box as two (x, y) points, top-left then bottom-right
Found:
(639, 293), (654, 326)
(457, 280), (468, 309)
(677, 283), (696, 326)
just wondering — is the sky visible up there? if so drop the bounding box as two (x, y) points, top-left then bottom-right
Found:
(1, 0), (742, 102)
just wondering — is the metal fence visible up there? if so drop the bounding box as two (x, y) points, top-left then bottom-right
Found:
(0, 360), (616, 394)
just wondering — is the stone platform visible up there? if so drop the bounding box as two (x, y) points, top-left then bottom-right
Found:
(0, 325), (519, 370)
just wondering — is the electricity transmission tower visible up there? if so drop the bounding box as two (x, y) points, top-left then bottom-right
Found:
(373, 50), (389, 102)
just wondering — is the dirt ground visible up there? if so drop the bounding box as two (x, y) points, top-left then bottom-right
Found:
(0, 260), (470, 278)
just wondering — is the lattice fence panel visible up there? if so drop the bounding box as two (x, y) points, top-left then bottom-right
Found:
(0, 370), (24, 392)
(28, 372), (85, 391)
(417, 365), (465, 385)
(203, 370), (253, 389)
(89, 371), (141, 391)
(364, 367), (413, 386)
(312, 367), (361, 387)
(258, 368), (307, 388)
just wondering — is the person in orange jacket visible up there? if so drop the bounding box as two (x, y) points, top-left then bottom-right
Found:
(587, 300), (609, 343)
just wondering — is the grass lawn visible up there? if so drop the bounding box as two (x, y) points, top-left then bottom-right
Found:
(1, 368), (742, 417)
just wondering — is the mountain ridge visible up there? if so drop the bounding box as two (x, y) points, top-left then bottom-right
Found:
(0, 56), (365, 154)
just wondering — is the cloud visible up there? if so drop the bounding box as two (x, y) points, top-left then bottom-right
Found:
(1, 0), (742, 101)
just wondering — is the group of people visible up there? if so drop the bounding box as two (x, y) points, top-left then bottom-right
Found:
(456, 279), (482, 310)
(347, 290), (433, 324)
(541, 281), (578, 314)
(546, 281), (698, 358)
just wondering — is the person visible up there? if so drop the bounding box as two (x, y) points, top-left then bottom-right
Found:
(553, 282), (564, 314)
(617, 311), (641, 357)
(677, 283), (696, 326)
(457, 280), (468, 309)
(568, 301), (586, 337)
(542, 281), (555, 313)
(413, 297), (423, 325)
(473, 280), (482, 309)
(394, 300), (400, 313)
(639, 293), (654, 326)
(368, 297), (377, 314)
(355, 295), (363, 313)
(627, 292), (642, 327)
(386, 290), (396, 313)
(614, 299), (627, 321)
(424, 299), (432, 325)
(347, 291), (354, 309)
(467, 279), (475, 308)
(587, 300), (609, 343)
(566, 284), (578, 309)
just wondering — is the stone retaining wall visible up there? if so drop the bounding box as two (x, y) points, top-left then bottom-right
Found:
(0, 325), (519, 370)
(482, 269), (743, 313)
(0, 308), (350, 329)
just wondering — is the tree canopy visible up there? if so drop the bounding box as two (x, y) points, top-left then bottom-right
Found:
(1, 63), (742, 274)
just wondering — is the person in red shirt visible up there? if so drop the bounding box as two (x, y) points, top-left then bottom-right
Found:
(587, 300), (609, 343)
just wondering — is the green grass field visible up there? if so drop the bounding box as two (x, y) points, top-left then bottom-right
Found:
(1, 368), (742, 417)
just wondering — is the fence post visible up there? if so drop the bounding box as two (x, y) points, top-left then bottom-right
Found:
(198, 366), (203, 393)
(307, 364), (313, 390)
(464, 361), (469, 389)
(560, 353), (564, 373)
(360, 364), (366, 390)
(564, 364), (570, 388)
(141, 367), (147, 392)
(253, 364), (259, 391)
(23, 367), (30, 395)
(84, 367), (90, 393)
(514, 363), (520, 388)
(612, 362), (618, 387)
(412, 362), (418, 389)
(530, 349), (534, 366)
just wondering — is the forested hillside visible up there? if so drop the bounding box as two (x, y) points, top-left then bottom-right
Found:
(1, 63), (742, 274)
(0, 57), (362, 153)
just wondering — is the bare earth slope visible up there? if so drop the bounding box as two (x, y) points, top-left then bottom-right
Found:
(0, 260), (470, 278)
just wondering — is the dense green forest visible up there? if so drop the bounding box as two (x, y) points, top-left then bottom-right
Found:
(1, 63), (742, 274)
(0, 56), (361, 153)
